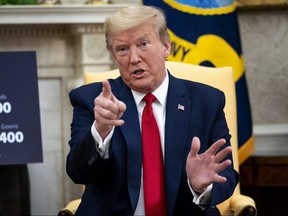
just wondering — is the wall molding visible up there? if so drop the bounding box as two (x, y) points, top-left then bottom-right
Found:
(68, 24), (104, 35)
(253, 124), (288, 156)
(0, 25), (68, 36)
(0, 4), (130, 25)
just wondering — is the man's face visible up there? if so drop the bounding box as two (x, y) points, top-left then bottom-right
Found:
(110, 22), (171, 93)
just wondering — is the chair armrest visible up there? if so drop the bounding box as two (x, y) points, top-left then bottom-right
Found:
(230, 194), (257, 216)
(58, 199), (81, 216)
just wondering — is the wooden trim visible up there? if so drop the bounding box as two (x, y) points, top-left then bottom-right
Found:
(237, 0), (288, 9)
(240, 156), (288, 187)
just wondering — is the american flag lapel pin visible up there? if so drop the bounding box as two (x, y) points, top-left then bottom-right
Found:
(178, 104), (185, 111)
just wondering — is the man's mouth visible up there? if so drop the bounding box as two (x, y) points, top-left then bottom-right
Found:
(133, 69), (145, 75)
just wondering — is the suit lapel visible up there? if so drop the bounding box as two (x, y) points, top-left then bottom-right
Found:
(165, 75), (192, 216)
(111, 75), (192, 215)
(112, 79), (142, 212)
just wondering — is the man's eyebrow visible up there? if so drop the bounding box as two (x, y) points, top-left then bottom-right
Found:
(114, 43), (127, 49)
(112, 34), (150, 49)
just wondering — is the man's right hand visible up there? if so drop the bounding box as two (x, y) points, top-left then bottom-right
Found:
(93, 80), (126, 140)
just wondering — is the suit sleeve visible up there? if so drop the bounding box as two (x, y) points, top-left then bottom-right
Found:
(209, 91), (239, 207)
(66, 86), (111, 184)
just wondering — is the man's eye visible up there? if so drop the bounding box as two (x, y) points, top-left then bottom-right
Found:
(116, 47), (128, 56)
(139, 41), (150, 50)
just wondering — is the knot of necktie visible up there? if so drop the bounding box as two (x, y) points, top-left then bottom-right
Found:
(143, 93), (156, 107)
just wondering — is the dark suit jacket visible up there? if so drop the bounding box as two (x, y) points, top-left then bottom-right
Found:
(67, 73), (239, 216)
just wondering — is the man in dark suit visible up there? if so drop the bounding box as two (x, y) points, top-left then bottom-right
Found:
(67, 5), (239, 216)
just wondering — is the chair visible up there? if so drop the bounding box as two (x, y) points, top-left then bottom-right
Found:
(59, 61), (256, 216)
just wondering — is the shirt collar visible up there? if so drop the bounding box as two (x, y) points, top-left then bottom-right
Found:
(131, 70), (169, 107)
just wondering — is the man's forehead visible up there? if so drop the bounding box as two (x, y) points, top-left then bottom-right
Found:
(112, 31), (155, 46)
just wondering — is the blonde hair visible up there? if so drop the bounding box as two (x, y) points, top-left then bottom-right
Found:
(105, 5), (170, 51)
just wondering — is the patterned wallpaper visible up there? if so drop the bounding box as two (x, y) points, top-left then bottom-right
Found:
(238, 9), (288, 125)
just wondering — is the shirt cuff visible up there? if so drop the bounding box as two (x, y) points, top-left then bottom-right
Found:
(187, 179), (213, 209)
(91, 121), (114, 159)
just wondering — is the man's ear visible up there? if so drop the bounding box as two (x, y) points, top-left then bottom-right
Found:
(163, 40), (171, 59)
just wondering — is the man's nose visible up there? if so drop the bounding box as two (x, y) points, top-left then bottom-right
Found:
(129, 47), (141, 65)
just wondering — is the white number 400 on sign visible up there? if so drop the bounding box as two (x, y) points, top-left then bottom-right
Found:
(0, 131), (24, 143)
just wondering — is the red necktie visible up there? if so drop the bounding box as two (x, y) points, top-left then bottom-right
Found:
(142, 93), (167, 216)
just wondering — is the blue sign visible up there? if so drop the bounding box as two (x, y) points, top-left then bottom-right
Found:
(0, 51), (43, 164)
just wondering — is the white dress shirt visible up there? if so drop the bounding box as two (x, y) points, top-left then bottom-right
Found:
(91, 71), (212, 214)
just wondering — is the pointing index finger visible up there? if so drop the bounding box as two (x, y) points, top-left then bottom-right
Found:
(102, 80), (112, 99)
